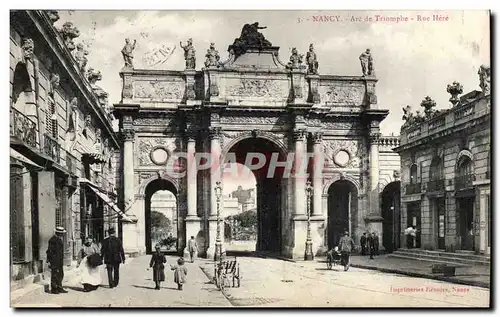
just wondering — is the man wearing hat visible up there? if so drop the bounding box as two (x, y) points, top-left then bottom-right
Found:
(337, 231), (355, 271)
(100, 227), (125, 288)
(46, 226), (67, 294)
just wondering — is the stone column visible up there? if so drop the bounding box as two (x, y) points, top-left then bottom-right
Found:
(184, 130), (201, 258)
(206, 127), (222, 259)
(121, 127), (139, 254)
(293, 129), (307, 216)
(367, 130), (383, 250)
(310, 132), (327, 255)
(291, 129), (308, 259)
(311, 132), (324, 217)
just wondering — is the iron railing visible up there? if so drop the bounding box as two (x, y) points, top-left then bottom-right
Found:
(455, 174), (475, 190)
(405, 183), (421, 195)
(43, 133), (61, 164)
(10, 107), (37, 148)
(427, 178), (445, 192)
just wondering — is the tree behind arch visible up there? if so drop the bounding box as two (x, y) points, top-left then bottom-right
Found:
(151, 210), (172, 233)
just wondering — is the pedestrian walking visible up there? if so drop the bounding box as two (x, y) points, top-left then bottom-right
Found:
(149, 244), (166, 290)
(360, 232), (367, 256)
(46, 227), (68, 294)
(77, 236), (102, 292)
(171, 257), (188, 290)
(372, 232), (380, 255)
(100, 227), (125, 288)
(404, 226), (416, 249)
(337, 231), (355, 271)
(187, 236), (198, 263)
(367, 232), (375, 259)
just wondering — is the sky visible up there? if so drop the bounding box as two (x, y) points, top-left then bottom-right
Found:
(53, 10), (489, 194)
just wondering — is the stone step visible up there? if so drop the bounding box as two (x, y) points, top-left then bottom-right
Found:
(388, 254), (471, 267)
(392, 250), (490, 266)
(396, 248), (490, 261)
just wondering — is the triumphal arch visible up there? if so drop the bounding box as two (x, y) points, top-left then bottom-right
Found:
(114, 24), (394, 259)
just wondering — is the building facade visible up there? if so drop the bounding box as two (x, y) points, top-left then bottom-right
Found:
(395, 67), (491, 255)
(113, 26), (401, 259)
(10, 10), (125, 283)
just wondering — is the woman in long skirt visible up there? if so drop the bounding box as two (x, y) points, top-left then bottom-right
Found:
(77, 236), (102, 292)
(149, 244), (166, 290)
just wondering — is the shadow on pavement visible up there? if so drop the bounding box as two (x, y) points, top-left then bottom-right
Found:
(132, 285), (155, 290)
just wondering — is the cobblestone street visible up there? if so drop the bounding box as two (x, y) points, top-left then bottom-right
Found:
(12, 256), (230, 308)
(201, 257), (490, 307)
(13, 255), (490, 308)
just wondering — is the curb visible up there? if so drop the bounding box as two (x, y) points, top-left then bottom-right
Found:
(351, 264), (490, 289)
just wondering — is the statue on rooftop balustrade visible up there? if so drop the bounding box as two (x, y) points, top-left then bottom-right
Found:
(229, 22), (273, 57)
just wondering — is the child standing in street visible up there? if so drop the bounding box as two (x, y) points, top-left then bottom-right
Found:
(171, 257), (188, 290)
(149, 244), (166, 290)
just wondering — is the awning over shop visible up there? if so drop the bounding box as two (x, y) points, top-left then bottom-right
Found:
(80, 178), (135, 223)
(10, 148), (43, 169)
(79, 142), (106, 164)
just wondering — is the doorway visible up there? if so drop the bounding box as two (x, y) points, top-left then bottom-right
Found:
(327, 180), (358, 249)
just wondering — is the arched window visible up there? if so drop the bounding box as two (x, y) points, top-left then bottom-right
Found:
(429, 157), (443, 180)
(11, 63), (33, 111)
(409, 164), (418, 184)
(457, 156), (473, 177)
(428, 156), (444, 191)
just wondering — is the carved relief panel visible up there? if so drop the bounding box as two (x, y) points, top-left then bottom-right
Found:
(224, 76), (289, 101)
(323, 139), (362, 168)
(319, 83), (365, 106)
(137, 137), (177, 166)
(133, 80), (185, 101)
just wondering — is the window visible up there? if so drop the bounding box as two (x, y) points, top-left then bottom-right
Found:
(45, 102), (58, 139)
(409, 164), (418, 184)
(430, 157), (443, 180)
(457, 156), (473, 176)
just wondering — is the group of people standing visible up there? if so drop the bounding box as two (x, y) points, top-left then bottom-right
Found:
(46, 227), (125, 294)
(360, 232), (379, 259)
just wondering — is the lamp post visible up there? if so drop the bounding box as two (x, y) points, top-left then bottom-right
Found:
(214, 181), (223, 262)
(304, 180), (314, 260)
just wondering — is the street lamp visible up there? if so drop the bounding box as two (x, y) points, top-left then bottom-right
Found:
(214, 181), (223, 262)
(304, 180), (314, 260)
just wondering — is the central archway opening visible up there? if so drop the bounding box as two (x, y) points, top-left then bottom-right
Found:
(327, 180), (358, 249)
(381, 181), (401, 253)
(145, 179), (178, 254)
(223, 137), (286, 255)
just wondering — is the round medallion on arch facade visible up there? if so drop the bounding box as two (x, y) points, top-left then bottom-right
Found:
(334, 149), (350, 167)
(150, 146), (170, 165)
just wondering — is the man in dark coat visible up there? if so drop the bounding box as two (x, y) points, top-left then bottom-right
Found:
(46, 226), (67, 294)
(367, 232), (376, 260)
(360, 232), (367, 256)
(101, 227), (125, 288)
(372, 232), (380, 255)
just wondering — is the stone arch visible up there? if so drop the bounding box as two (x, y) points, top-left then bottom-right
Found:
(137, 172), (180, 196)
(325, 178), (359, 248)
(379, 175), (395, 194)
(380, 180), (402, 252)
(221, 130), (288, 161)
(323, 174), (361, 196)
